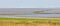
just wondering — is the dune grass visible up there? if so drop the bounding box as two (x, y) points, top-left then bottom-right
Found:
(0, 17), (60, 26)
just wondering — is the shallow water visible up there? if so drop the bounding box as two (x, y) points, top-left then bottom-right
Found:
(0, 8), (60, 17)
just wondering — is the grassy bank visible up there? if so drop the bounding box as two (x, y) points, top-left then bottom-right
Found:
(0, 17), (60, 26)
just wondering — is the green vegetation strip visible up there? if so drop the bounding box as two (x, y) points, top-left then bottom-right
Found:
(0, 18), (48, 20)
(0, 17), (60, 20)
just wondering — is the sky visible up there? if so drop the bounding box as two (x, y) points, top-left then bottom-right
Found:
(0, 0), (60, 8)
